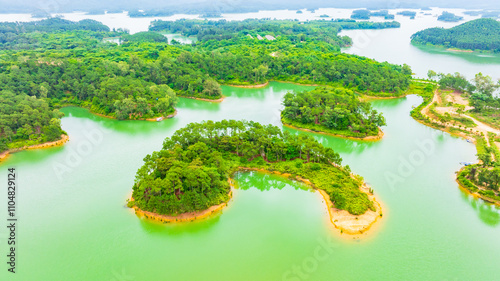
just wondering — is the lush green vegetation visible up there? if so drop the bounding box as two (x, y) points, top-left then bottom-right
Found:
(458, 163), (500, 202)
(281, 87), (385, 138)
(0, 18), (116, 50)
(0, 18), (412, 153)
(0, 91), (65, 152)
(437, 11), (464, 22)
(129, 120), (375, 216)
(150, 19), (400, 45)
(408, 82), (439, 123)
(411, 19), (500, 52)
(122, 31), (169, 43)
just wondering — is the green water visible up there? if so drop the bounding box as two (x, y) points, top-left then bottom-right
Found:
(1, 82), (499, 280)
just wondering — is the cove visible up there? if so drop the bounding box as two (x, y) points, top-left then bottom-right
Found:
(0, 82), (499, 280)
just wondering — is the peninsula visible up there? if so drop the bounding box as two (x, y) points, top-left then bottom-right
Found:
(128, 120), (382, 234)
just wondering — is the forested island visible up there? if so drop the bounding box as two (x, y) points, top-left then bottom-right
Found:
(129, 120), (381, 232)
(281, 87), (385, 139)
(0, 17), (412, 154)
(437, 11), (463, 22)
(411, 18), (500, 52)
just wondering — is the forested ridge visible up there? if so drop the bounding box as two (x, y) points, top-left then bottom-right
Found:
(411, 18), (500, 52)
(150, 18), (400, 45)
(281, 87), (385, 138)
(0, 18), (411, 153)
(130, 120), (375, 216)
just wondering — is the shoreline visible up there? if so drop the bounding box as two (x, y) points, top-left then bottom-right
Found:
(237, 167), (383, 235)
(456, 175), (500, 207)
(0, 134), (69, 163)
(225, 81), (269, 88)
(180, 96), (225, 103)
(130, 178), (234, 223)
(446, 48), (474, 53)
(90, 109), (178, 121)
(282, 122), (384, 141)
(415, 90), (500, 206)
(129, 167), (383, 237)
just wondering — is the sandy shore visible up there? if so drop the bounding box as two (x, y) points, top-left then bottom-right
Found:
(182, 96), (226, 102)
(226, 81), (269, 88)
(447, 48), (473, 53)
(282, 123), (384, 141)
(0, 134), (69, 163)
(130, 179), (234, 223)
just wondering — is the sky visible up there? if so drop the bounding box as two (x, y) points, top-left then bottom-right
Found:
(0, 0), (498, 14)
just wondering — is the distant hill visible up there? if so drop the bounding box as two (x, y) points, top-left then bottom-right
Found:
(411, 18), (500, 52)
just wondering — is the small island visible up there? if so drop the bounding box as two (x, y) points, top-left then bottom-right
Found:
(411, 18), (500, 53)
(437, 11), (463, 22)
(128, 120), (382, 234)
(281, 87), (386, 140)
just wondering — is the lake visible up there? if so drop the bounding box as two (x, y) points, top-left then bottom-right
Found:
(1, 8), (500, 280)
(0, 82), (499, 280)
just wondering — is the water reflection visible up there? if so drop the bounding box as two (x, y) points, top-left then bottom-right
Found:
(413, 44), (500, 65)
(460, 188), (500, 227)
(61, 106), (181, 134)
(138, 210), (223, 236)
(233, 171), (312, 193)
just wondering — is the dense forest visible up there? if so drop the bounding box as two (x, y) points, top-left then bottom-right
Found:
(150, 19), (400, 45)
(281, 87), (385, 138)
(0, 91), (65, 152)
(0, 18), (412, 153)
(0, 18), (116, 49)
(411, 18), (500, 52)
(129, 120), (375, 216)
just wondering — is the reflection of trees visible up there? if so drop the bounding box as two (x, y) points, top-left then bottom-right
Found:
(176, 98), (221, 112)
(222, 82), (314, 102)
(138, 211), (222, 236)
(234, 171), (310, 192)
(1, 145), (66, 166)
(282, 126), (376, 155)
(461, 191), (500, 227)
(413, 44), (500, 65)
(61, 106), (181, 135)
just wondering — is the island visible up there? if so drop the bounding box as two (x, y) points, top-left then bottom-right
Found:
(412, 71), (500, 205)
(350, 9), (394, 20)
(437, 11), (464, 22)
(128, 120), (382, 234)
(281, 87), (385, 140)
(411, 18), (500, 52)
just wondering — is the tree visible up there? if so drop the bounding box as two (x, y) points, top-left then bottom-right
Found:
(202, 78), (222, 97)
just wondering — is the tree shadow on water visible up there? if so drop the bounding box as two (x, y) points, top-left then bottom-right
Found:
(460, 190), (500, 227)
(137, 211), (223, 236)
(233, 171), (311, 192)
